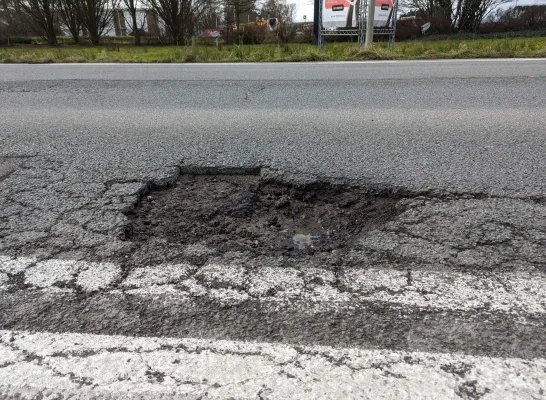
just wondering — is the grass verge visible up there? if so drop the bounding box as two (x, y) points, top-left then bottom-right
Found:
(1, 37), (545, 63)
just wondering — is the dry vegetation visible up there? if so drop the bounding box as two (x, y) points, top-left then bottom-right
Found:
(1, 35), (545, 63)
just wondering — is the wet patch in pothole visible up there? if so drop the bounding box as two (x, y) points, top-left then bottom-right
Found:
(125, 169), (403, 261)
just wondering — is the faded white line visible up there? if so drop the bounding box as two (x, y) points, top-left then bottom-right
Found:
(1, 255), (545, 315)
(0, 329), (544, 400)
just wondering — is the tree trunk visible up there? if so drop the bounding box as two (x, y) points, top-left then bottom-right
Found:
(67, 19), (81, 43)
(171, 27), (180, 45)
(235, 7), (241, 43)
(90, 30), (100, 44)
(131, 12), (141, 45)
(44, 7), (58, 45)
(46, 31), (58, 45)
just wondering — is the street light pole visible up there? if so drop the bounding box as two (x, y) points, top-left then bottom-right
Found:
(364, 0), (375, 47)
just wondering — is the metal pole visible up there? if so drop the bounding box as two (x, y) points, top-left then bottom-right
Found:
(313, 0), (320, 45)
(358, 0), (365, 46)
(364, 0), (375, 47)
(389, 0), (399, 50)
(316, 0), (324, 52)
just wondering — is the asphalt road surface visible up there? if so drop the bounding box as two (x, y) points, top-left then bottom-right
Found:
(1, 60), (546, 399)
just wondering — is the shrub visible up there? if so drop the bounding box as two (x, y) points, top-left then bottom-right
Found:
(5, 36), (33, 45)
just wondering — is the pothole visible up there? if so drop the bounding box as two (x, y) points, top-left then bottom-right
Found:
(125, 169), (404, 263)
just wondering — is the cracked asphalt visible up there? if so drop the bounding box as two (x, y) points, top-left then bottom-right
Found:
(1, 60), (546, 399)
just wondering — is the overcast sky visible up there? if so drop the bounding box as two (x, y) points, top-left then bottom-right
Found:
(293, 0), (314, 21)
(290, 0), (546, 21)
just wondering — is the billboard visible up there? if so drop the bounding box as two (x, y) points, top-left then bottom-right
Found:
(373, 0), (395, 28)
(323, 0), (357, 29)
(322, 0), (394, 30)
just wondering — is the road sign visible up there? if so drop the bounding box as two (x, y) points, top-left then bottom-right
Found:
(421, 22), (431, 34)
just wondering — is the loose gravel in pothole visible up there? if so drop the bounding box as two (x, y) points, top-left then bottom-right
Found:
(127, 173), (403, 260)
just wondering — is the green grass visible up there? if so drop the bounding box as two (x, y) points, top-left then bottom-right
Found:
(415, 29), (546, 41)
(1, 36), (545, 63)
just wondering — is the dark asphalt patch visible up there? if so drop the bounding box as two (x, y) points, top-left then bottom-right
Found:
(0, 158), (24, 182)
(126, 171), (402, 262)
(1, 291), (544, 359)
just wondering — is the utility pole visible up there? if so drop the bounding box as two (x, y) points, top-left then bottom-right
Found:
(364, 0), (375, 47)
(313, 0), (319, 44)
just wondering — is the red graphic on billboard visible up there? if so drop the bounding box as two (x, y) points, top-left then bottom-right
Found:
(324, 0), (351, 9)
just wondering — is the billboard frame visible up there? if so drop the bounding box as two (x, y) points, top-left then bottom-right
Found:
(317, 0), (399, 50)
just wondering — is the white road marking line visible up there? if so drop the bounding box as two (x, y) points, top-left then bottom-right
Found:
(121, 263), (195, 287)
(24, 259), (84, 288)
(1, 255), (545, 315)
(0, 255), (35, 274)
(0, 329), (544, 399)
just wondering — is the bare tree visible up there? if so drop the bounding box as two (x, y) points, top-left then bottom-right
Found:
(199, 0), (220, 28)
(403, 0), (511, 31)
(276, 0), (295, 43)
(145, 0), (201, 44)
(455, 0), (510, 31)
(498, 5), (546, 29)
(12, 0), (58, 44)
(1, 0), (43, 39)
(223, 0), (254, 42)
(223, 3), (234, 43)
(1, 0), (15, 31)
(261, 0), (295, 43)
(58, 0), (81, 42)
(120, 0), (144, 44)
(76, 0), (118, 44)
